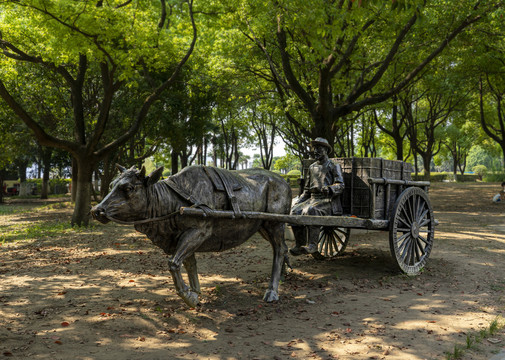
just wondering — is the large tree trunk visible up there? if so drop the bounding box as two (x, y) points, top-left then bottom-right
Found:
(422, 154), (432, 181)
(18, 160), (30, 197)
(72, 159), (93, 227)
(71, 158), (78, 203)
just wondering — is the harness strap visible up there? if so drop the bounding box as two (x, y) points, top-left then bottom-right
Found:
(165, 178), (213, 215)
(104, 210), (179, 225)
(214, 168), (242, 218)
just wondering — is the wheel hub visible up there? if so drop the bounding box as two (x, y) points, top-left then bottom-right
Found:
(411, 221), (419, 239)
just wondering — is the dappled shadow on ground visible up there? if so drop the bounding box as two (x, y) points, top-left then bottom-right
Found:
(1, 183), (505, 359)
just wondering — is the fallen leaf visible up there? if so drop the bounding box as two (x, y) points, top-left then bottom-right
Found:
(488, 338), (502, 344)
(61, 322), (70, 327)
(54, 340), (63, 345)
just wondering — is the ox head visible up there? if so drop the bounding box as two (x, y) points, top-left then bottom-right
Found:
(91, 164), (164, 224)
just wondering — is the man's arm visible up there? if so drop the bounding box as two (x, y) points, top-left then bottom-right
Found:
(327, 163), (344, 196)
(293, 168), (311, 205)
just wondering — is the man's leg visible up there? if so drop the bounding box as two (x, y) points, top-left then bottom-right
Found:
(301, 225), (319, 254)
(289, 226), (307, 256)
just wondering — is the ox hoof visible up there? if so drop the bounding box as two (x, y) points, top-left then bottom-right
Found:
(180, 291), (200, 308)
(263, 290), (279, 303)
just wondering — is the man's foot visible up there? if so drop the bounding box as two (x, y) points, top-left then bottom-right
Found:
(289, 247), (304, 256)
(301, 244), (318, 254)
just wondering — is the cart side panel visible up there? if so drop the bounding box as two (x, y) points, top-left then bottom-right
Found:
(300, 157), (413, 219)
(332, 158), (413, 219)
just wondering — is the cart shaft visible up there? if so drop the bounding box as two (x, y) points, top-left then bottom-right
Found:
(179, 207), (389, 230)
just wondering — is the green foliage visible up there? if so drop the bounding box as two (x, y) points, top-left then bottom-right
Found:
(411, 172), (478, 182)
(445, 317), (504, 360)
(274, 154), (301, 173)
(472, 165), (488, 180)
(24, 178), (71, 195)
(483, 171), (505, 183)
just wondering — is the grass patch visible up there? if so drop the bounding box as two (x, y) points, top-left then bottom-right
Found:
(0, 201), (75, 244)
(445, 317), (504, 360)
(0, 220), (73, 244)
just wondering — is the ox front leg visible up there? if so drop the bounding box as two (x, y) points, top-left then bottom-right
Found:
(183, 253), (201, 295)
(168, 228), (208, 308)
(259, 222), (288, 303)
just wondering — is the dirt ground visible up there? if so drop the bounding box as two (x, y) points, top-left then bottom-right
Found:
(2, 182), (505, 359)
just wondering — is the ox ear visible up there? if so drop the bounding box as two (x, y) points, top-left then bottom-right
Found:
(139, 166), (146, 179)
(116, 164), (127, 173)
(145, 166), (164, 187)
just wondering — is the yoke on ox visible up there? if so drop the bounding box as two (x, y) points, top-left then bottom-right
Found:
(91, 165), (291, 307)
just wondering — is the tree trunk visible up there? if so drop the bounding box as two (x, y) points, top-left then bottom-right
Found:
(171, 150), (179, 175)
(41, 147), (52, 199)
(422, 154), (431, 181)
(0, 173), (4, 204)
(72, 159), (93, 227)
(71, 158), (77, 203)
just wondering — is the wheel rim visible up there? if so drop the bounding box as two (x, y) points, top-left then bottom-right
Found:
(390, 186), (434, 275)
(312, 227), (351, 260)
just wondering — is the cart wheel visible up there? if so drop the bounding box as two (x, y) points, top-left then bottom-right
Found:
(312, 227), (351, 260)
(390, 186), (435, 275)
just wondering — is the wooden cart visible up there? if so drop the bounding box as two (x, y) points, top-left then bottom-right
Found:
(180, 157), (436, 276)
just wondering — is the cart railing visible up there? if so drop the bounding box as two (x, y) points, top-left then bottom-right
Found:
(367, 177), (431, 220)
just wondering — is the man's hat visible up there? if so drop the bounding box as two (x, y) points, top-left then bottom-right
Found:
(310, 137), (333, 153)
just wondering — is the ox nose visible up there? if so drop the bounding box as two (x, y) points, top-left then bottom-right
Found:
(90, 205), (106, 220)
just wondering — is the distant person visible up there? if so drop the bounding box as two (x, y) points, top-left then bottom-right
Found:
(492, 182), (505, 203)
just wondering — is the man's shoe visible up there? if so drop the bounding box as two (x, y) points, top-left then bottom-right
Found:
(289, 247), (304, 256)
(301, 243), (318, 254)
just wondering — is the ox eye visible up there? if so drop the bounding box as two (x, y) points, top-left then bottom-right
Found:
(122, 184), (135, 194)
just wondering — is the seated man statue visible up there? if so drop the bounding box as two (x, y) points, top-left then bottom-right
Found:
(290, 137), (344, 255)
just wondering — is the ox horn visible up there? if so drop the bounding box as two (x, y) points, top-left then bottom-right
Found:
(145, 166), (164, 186)
(116, 164), (126, 173)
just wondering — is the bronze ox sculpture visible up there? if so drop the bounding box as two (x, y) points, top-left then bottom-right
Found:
(91, 165), (292, 307)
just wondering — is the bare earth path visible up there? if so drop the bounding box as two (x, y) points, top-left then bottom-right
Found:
(1, 182), (505, 359)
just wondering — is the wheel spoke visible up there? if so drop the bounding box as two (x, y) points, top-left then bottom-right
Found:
(324, 234), (330, 256)
(401, 204), (413, 225)
(334, 228), (347, 236)
(314, 228), (350, 259)
(416, 238), (426, 256)
(415, 198), (425, 221)
(398, 234), (410, 254)
(397, 213), (411, 228)
(417, 234), (429, 245)
(328, 235), (335, 255)
(408, 196), (416, 224)
(400, 236), (412, 263)
(419, 217), (431, 228)
(395, 232), (410, 245)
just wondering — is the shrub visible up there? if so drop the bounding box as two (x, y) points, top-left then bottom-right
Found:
(287, 170), (301, 177)
(483, 171), (505, 183)
(472, 165), (488, 180)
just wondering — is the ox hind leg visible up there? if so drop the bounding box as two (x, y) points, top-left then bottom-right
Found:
(259, 221), (288, 302)
(168, 228), (209, 307)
